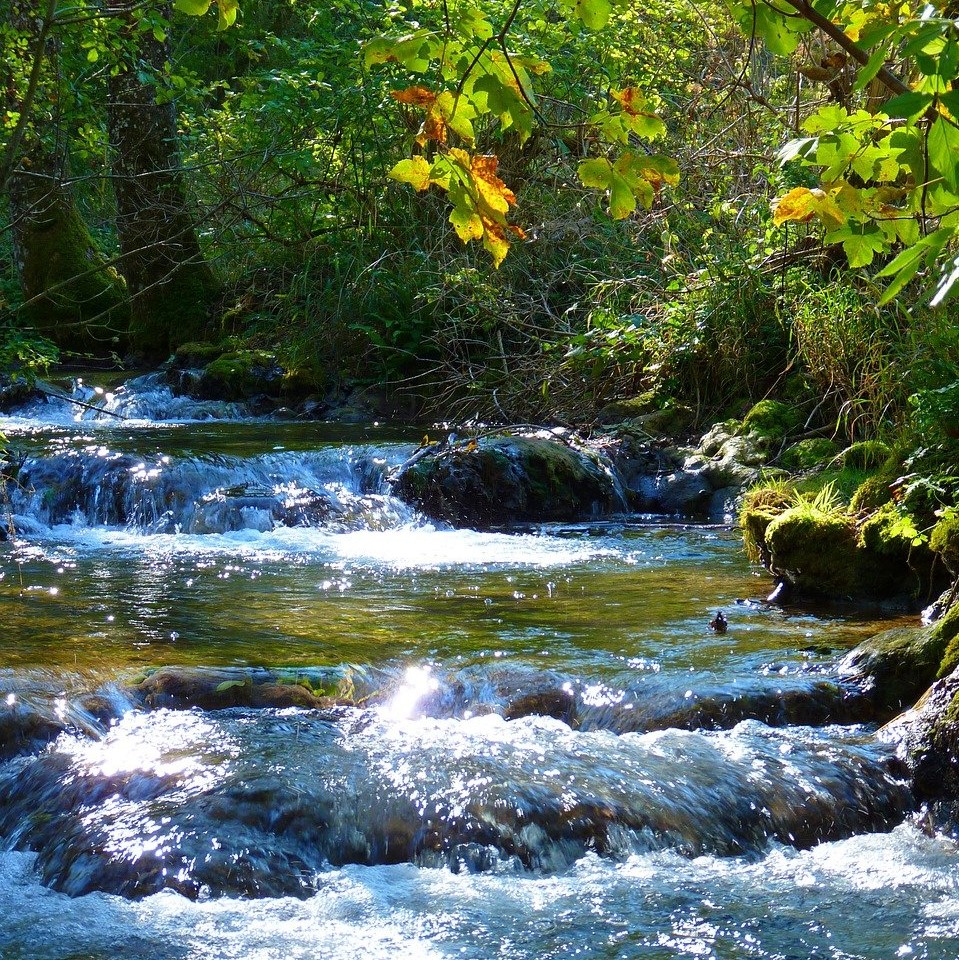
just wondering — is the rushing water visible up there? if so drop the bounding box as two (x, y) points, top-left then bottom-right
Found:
(1, 375), (957, 959)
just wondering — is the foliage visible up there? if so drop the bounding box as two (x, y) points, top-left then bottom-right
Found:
(749, 0), (959, 305)
(0, 321), (58, 383)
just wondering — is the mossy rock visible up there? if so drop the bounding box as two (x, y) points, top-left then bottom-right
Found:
(129, 666), (340, 711)
(935, 602), (959, 678)
(858, 503), (916, 558)
(171, 341), (226, 368)
(780, 437), (839, 471)
(633, 404), (695, 438)
(850, 474), (894, 513)
(741, 400), (800, 440)
(842, 624), (948, 715)
(837, 440), (892, 472)
(889, 664), (959, 809)
(764, 505), (860, 597)
(596, 392), (659, 425)
(196, 350), (284, 401)
(738, 481), (796, 564)
(930, 514), (959, 575)
(392, 434), (621, 528)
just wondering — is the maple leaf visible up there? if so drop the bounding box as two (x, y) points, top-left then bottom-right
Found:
(392, 86), (437, 108)
(772, 187), (846, 229)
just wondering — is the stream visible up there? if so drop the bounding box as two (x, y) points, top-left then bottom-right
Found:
(1, 374), (957, 959)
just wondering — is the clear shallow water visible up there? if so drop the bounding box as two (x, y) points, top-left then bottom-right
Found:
(1, 376), (957, 959)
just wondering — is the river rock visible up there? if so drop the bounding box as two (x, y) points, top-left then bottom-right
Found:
(129, 666), (339, 711)
(885, 664), (959, 832)
(841, 625), (951, 716)
(0, 702), (65, 760)
(392, 434), (622, 527)
(503, 687), (577, 724)
(0, 375), (42, 412)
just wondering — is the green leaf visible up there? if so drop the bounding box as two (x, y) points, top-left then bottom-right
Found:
(883, 91), (933, 120)
(573, 0), (613, 30)
(608, 170), (636, 219)
(173, 0), (212, 16)
(854, 43), (889, 91)
(928, 117), (959, 192)
(389, 157), (433, 191)
(877, 226), (952, 304)
(216, 0), (238, 30)
(941, 90), (959, 120)
(931, 249), (959, 308)
(827, 224), (887, 268)
(577, 157), (613, 189)
(215, 679), (248, 692)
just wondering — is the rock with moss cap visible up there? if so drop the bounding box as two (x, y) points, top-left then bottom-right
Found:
(930, 512), (959, 576)
(392, 433), (623, 528)
(128, 666), (355, 711)
(763, 504), (861, 598)
(837, 440), (892, 472)
(194, 350), (285, 402)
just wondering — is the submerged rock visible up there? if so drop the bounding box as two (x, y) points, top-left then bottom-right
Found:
(0, 709), (913, 900)
(392, 434), (622, 527)
(129, 666), (343, 711)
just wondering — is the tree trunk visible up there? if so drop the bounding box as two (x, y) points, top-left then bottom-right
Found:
(4, 0), (130, 356)
(9, 150), (131, 355)
(106, 0), (219, 359)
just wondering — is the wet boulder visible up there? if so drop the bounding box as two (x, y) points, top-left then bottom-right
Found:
(842, 601), (959, 716)
(841, 625), (948, 716)
(392, 434), (622, 527)
(0, 374), (42, 412)
(885, 665), (959, 832)
(0, 701), (65, 760)
(503, 687), (577, 725)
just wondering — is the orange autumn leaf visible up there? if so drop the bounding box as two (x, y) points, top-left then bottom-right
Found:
(391, 86), (437, 107)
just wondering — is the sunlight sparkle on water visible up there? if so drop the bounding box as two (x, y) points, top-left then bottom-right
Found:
(381, 665), (440, 721)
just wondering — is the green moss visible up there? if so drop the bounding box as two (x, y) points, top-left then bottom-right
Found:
(935, 603), (959, 678)
(858, 502), (914, 556)
(780, 437), (840, 470)
(738, 480), (796, 562)
(794, 467), (869, 502)
(838, 440), (892, 472)
(741, 400), (800, 440)
(846, 624), (948, 712)
(850, 474), (893, 513)
(15, 181), (130, 354)
(931, 513), (959, 575)
(200, 350), (282, 399)
(172, 341), (225, 368)
(765, 503), (859, 596)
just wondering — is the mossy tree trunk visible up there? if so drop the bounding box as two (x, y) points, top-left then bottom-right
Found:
(106, 0), (220, 359)
(4, 0), (130, 356)
(9, 150), (131, 355)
